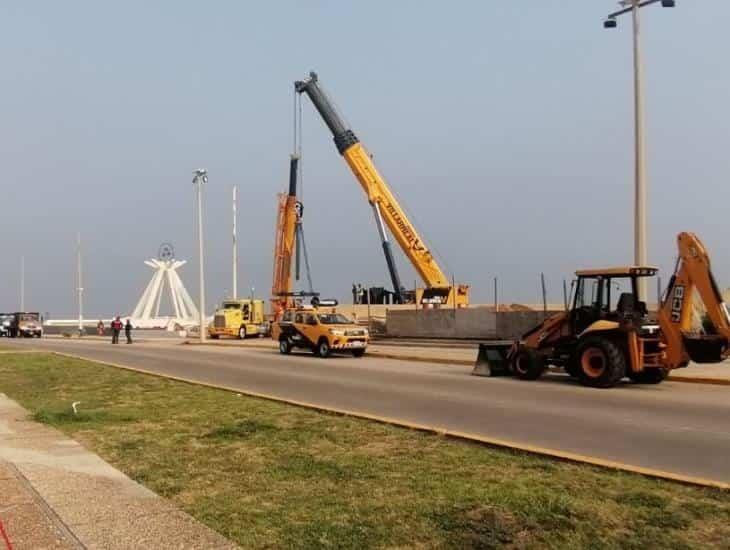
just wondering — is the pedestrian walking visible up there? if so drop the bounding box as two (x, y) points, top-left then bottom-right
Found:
(125, 319), (133, 344)
(110, 316), (122, 344)
(97, 320), (105, 336)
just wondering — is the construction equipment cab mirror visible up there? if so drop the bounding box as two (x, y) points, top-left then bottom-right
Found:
(474, 232), (729, 389)
(295, 71), (469, 308)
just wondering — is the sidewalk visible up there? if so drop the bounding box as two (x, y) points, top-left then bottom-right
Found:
(0, 394), (237, 550)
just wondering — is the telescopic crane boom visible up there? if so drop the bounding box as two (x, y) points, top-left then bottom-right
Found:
(295, 72), (469, 306)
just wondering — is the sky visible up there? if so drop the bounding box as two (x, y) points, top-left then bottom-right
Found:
(1, 1), (728, 317)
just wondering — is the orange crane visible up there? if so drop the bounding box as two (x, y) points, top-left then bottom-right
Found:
(270, 155), (318, 319)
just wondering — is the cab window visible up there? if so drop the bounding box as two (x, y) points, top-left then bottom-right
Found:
(282, 310), (294, 322)
(295, 313), (304, 324)
(304, 314), (318, 325)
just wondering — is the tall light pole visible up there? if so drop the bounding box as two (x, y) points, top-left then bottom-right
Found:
(77, 233), (84, 335)
(604, 0), (676, 300)
(193, 169), (208, 342)
(232, 185), (238, 299)
(20, 256), (25, 311)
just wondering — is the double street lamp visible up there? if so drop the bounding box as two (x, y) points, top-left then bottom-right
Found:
(193, 169), (208, 343)
(603, 0), (676, 300)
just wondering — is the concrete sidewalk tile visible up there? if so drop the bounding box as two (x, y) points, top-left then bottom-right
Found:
(0, 462), (15, 480)
(0, 504), (75, 550)
(71, 509), (239, 550)
(0, 478), (35, 508)
(26, 468), (155, 500)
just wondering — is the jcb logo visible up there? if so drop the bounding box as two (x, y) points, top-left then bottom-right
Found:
(671, 285), (685, 323)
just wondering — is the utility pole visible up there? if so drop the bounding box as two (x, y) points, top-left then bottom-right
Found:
(20, 256), (25, 311)
(232, 185), (238, 299)
(604, 0), (676, 300)
(193, 169), (208, 343)
(77, 233), (84, 335)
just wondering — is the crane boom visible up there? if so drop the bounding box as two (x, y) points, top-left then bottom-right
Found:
(295, 72), (468, 306)
(270, 155), (300, 317)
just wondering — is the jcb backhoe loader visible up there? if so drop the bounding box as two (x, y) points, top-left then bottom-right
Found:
(474, 232), (729, 388)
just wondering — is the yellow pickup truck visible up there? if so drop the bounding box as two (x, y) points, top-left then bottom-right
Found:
(271, 305), (369, 358)
(208, 299), (268, 339)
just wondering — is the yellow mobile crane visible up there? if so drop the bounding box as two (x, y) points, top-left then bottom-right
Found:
(295, 72), (469, 306)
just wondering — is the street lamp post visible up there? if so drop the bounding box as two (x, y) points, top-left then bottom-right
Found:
(604, 0), (675, 300)
(193, 169), (208, 343)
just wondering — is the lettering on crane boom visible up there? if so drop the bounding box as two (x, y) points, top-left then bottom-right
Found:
(671, 285), (685, 323)
(383, 202), (426, 254)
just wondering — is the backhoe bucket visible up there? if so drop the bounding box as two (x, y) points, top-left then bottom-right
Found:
(472, 342), (513, 377)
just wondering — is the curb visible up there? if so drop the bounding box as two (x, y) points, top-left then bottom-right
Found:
(45, 350), (730, 492)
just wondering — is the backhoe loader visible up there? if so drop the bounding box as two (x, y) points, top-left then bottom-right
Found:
(474, 232), (729, 388)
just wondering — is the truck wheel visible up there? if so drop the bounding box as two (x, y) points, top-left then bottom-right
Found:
(315, 339), (331, 358)
(279, 338), (292, 355)
(238, 326), (247, 340)
(512, 347), (546, 380)
(210, 334), (219, 340)
(628, 368), (668, 384)
(352, 349), (366, 358)
(575, 336), (626, 388)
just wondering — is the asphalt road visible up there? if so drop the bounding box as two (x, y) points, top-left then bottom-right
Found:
(4, 337), (730, 485)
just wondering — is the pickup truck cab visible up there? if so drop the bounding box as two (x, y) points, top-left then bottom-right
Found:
(272, 306), (369, 358)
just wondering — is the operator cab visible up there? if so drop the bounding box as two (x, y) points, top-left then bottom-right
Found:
(571, 266), (658, 335)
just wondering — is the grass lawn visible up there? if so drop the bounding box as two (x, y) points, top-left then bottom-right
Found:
(0, 353), (728, 549)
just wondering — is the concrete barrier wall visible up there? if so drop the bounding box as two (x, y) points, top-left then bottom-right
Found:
(386, 308), (563, 340)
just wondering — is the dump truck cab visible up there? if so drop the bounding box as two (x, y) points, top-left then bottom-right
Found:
(11, 312), (43, 338)
(208, 299), (268, 339)
(272, 305), (369, 358)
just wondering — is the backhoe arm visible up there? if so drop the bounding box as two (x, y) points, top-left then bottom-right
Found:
(657, 232), (730, 368)
(295, 72), (451, 295)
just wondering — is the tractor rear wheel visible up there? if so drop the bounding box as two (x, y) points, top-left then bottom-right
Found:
(575, 336), (626, 388)
(512, 347), (546, 381)
(628, 368), (668, 384)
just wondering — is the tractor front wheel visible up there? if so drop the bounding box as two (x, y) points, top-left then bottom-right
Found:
(512, 347), (546, 381)
(575, 336), (626, 388)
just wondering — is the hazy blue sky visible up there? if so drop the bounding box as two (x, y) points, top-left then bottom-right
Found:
(1, 1), (728, 317)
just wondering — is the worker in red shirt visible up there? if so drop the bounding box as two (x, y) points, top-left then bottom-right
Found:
(110, 317), (123, 344)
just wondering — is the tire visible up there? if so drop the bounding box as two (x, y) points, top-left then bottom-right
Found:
(279, 338), (292, 355)
(575, 335), (627, 388)
(315, 339), (331, 358)
(512, 347), (546, 381)
(352, 349), (366, 358)
(210, 334), (219, 340)
(238, 326), (247, 340)
(628, 368), (668, 384)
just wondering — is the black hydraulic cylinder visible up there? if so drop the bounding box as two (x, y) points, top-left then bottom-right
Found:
(295, 72), (359, 155)
(382, 242), (404, 304)
(288, 154), (299, 197)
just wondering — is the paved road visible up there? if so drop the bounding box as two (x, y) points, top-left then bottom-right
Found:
(4, 338), (730, 484)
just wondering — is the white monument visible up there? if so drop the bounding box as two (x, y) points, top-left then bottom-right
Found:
(130, 243), (199, 329)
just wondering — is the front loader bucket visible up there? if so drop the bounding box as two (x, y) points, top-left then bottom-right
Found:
(683, 334), (728, 364)
(472, 342), (513, 377)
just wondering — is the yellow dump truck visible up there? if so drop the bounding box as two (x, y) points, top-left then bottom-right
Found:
(208, 299), (268, 339)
